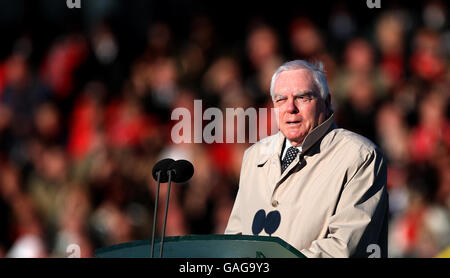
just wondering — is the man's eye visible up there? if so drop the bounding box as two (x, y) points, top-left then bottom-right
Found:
(297, 95), (311, 102)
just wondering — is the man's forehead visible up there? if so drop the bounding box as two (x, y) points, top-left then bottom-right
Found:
(274, 69), (316, 93)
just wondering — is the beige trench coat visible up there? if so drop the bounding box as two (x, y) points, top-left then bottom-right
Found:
(225, 115), (389, 258)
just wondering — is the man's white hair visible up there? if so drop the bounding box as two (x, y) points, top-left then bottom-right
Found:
(270, 60), (332, 109)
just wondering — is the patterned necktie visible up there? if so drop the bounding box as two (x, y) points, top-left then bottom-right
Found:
(281, 147), (299, 173)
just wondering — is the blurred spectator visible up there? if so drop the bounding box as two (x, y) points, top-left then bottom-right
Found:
(410, 28), (446, 82)
(375, 11), (407, 88)
(146, 22), (173, 59)
(40, 34), (88, 99)
(202, 56), (243, 106)
(105, 89), (153, 149)
(91, 24), (119, 66)
(0, 52), (51, 166)
(408, 88), (450, 163)
(90, 201), (135, 246)
(33, 101), (63, 146)
(376, 102), (410, 166)
(66, 82), (106, 161)
(26, 145), (69, 234)
(246, 23), (281, 71)
(333, 38), (388, 106)
(389, 163), (450, 257)
(422, 0), (447, 31)
(288, 17), (324, 61)
(328, 6), (356, 43)
(52, 185), (94, 257)
(138, 56), (180, 121)
(6, 193), (48, 258)
(77, 22), (123, 95)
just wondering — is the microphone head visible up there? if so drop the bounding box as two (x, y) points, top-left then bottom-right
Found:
(264, 210), (281, 236)
(252, 209), (266, 236)
(168, 159), (194, 183)
(152, 158), (175, 182)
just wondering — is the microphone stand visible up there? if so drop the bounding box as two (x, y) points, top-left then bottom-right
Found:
(159, 169), (174, 258)
(150, 171), (161, 258)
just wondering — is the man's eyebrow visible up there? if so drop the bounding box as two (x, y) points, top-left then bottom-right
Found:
(273, 94), (287, 99)
(293, 90), (316, 97)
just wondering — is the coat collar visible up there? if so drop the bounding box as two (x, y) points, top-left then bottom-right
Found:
(300, 113), (337, 155)
(256, 113), (337, 165)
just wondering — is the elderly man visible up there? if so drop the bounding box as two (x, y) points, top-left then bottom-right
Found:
(225, 60), (388, 258)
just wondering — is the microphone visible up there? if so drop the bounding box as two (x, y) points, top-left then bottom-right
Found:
(170, 159), (195, 183)
(264, 210), (281, 236)
(159, 159), (194, 258)
(252, 209), (266, 235)
(150, 158), (174, 258)
(152, 158), (175, 183)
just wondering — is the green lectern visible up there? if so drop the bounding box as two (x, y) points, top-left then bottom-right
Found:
(94, 235), (306, 258)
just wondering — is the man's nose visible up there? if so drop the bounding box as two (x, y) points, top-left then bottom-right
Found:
(284, 98), (298, 113)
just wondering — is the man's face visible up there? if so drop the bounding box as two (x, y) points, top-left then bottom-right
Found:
(273, 69), (329, 146)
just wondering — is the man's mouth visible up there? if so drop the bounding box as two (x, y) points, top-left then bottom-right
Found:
(286, 120), (301, 125)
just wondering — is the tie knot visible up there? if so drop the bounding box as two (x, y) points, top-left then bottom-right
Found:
(286, 147), (299, 157)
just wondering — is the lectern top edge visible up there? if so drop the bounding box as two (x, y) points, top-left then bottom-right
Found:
(94, 234), (305, 258)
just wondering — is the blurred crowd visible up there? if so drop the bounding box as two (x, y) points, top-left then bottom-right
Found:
(0, 1), (449, 258)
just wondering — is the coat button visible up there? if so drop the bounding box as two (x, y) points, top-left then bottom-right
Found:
(271, 200), (279, 207)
